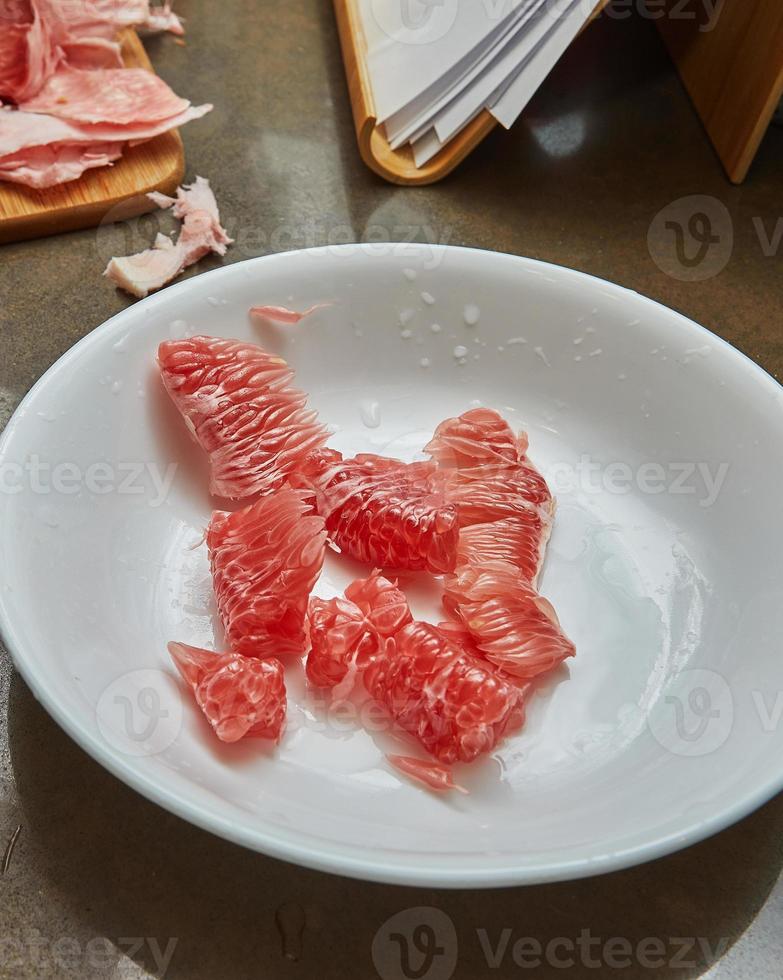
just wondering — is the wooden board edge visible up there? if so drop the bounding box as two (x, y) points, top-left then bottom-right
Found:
(0, 132), (184, 245)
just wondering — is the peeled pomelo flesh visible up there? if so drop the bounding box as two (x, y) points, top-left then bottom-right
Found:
(344, 569), (413, 637)
(424, 407), (553, 526)
(306, 570), (412, 689)
(298, 451), (460, 574)
(208, 488), (326, 660)
(424, 407), (529, 471)
(364, 620), (527, 764)
(387, 755), (468, 794)
(168, 641), (286, 743)
(306, 575), (525, 763)
(444, 559), (575, 680)
(457, 513), (552, 586)
(158, 336), (329, 499)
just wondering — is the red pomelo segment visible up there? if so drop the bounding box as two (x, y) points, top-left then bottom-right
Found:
(168, 641), (286, 743)
(158, 336), (329, 499)
(303, 452), (460, 573)
(307, 571), (412, 689)
(364, 621), (527, 764)
(425, 408), (552, 526)
(208, 489), (327, 659)
(307, 574), (525, 761)
(424, 407), (528, 470)
(345, 570), (413, 636)
(306, 595), (368, 689)
(457, 512), (551, 586)
(445, 468), (553, 527)
(387, 755), (468, 794)
(444, 560), (575, 680)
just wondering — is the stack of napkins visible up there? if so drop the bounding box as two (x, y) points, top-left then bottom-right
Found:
(358, 0), (598, 166)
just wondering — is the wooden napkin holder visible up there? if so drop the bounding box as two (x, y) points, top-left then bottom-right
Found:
(333, 0), (611, 185)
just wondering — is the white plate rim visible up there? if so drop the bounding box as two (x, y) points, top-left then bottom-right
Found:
(1, 243), (782, 888)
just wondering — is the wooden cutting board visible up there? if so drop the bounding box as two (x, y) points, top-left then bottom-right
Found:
(0, 29), (184, 246)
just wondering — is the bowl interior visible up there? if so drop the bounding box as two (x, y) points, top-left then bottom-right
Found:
(1, 244), (782, 886)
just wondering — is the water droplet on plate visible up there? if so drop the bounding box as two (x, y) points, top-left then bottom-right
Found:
(39, 505), (60, 529)
(463, 303), (480, 326)
(453, 345), (468, 359)
(421, 291), (436, 305)
(359, 400), (381, 429)
(533, 346), (551, 367)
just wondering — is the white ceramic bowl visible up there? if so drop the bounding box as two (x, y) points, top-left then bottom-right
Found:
(1, 245), (782, 887)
